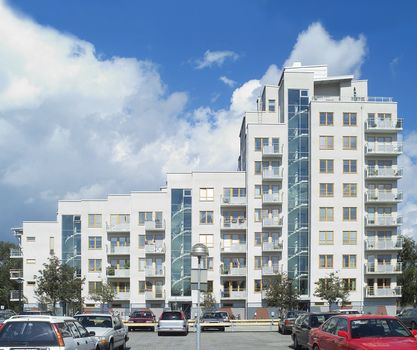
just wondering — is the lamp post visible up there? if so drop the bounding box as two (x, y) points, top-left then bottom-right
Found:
(191, 243), (209, 350)
(17, 277), (24, 313)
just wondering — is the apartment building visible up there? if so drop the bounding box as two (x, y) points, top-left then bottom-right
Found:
(10, 63), (403, 316)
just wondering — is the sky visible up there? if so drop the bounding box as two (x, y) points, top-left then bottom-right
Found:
(1, 0), (417, 241)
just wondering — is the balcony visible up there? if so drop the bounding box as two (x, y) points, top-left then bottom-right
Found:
(145, 266), (165, 277)
(262, 145), (283, 157)
(365, 239), (403, 251)
(262, 168), (283, 181)
(365, 190), (402, 203)
(365, 215), (402, 227)
(114, 291), (130, 300)
(144, 220), (165, 231)
(145, 289), (165, 300)
(365, 262), (402, 274)
(221, 243), (246, 253)
(221, 218), (247, 230)
(365, 142), (403, 155)
(145, 243), (166, 254)
(221, 290), (246, 299)
(106, 223), (130, 232)
(10, 269), (23, 280)
(221, 195), (247, 206)
(365, 167), (403, 179)
(106, 268), (130, 278)
(365, 286), (402, 298)
(10, 290), (21, 301)
(108, 245), (130, 255)
(262, 241), (283, 252)
(262, 192), (283, 204)
(10, 248), (22, 258)
(221, 267), (247, 276)
(313, 96), (394, 103)
(262, 216), (283, 228)
(365, 118), (403, 132)
(262, 265), (281, 275)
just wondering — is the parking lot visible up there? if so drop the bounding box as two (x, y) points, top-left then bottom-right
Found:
(127, 329), (293, 350)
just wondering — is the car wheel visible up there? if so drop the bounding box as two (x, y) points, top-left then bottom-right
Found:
(119, 340), (126, 350)
(412, 322), (417, 330)
(221, 327), (225, 332)
(294, 336), (300, 350)
(158, 332), (162, 336)
(313, 345), (320, 350)
(151, 326), (155, 332)
(108, 341), (114, 350)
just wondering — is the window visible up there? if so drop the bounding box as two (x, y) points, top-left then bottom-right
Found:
(88, 236), (102, 249)
(26, 259), (36, 264)
(320, 207), (334, 221)
(138, 211), (162, 225)
(254, 185), (262, 198)
(49, 237), (55, 254)
(343, 160), (357, 173)
(268, 99), (275, 112)
(343, 136), (357, 150)
(200, 188), (214, 201)
(343, 231), (357, 245)
(207, 280), (213, 293)
(200, 211), (214, 224)
(88, 214), (102, 228)
(254, 279), (262, 292)
(27, 281), (35, 285)
(88, 259), (102, 272)
(88, 281), (102, 294)
(254, 256), (261, 270)
(343, 183), (357, 197)
(319, 255), (333, 268)
(343, 255), (357, 268)
(255, 161), (262, 174)
(138, 281), (145, 293)
(319, 231), (334, 245)
(138, 235), (145, 248)
(255, 232), (262, 246)
(138, 258), (145, 271)
(255, 138), (268, 151)
(343, 278), (356, 291)
(320, 136), (334, 150)
(320, 159), (334, 173)
(343, 112), (357, 126)
(320, 183), (334, 197)
(254, 209), (262, 222)
(203, 257), (213, 270)
(199, 234), (214, 248)
(110, 214), (130, 225)
(343, 207), (357, 221)
(26, 236), (36, 242)
(320, 112), (333, 126)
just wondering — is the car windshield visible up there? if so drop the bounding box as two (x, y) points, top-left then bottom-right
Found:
(351, 319), (412, 338)
(75, 316), (113, 328)
(161, 312), (182, 320)
(202, 313), (222, 319)
(0, 321), (58, 346)
(131, 312), (153, 318)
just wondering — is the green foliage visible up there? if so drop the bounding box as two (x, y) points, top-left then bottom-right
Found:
(89, 282), (115, 309)
(265, 273), (299, 311)
(399, 237), (417, 306)
(314, 272), (349, 309)
(201, 292), (216, 312)
(0, 241), (21, 311)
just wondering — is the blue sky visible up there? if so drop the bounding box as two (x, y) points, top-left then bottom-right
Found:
(1, 0), (417, 241)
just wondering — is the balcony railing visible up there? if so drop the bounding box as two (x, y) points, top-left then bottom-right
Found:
(365, 167), (403, 178)
(366, 262), (402, 274)
(145, 266), (165, 277)
(108, 245), (130, 254)
(221, 290), (246, 299)
(365, 239), (403, 250)
(221, 267), (247, 276)
(365, 143), (403, 154)
(145, 243), (166, 254)
(365, 190), (402, 202)
(106, 223), (130, 232)
(145, 289), (165, 300)
(262, 216), (283, 227)
(10, 269), (23, 279)
(262, 168), (283, 180)
(113, 291), (130, 300)
(221, 244), (246, 253)
(9, 248), (23, 258)
(365, 118), (403, 131)
(262, 241), (283, 251)
(366, 215), (402, 226)
(106, 268), (130, 278)
(262, 265), (281, 275)
(313, 96), (394, 103)
(366, 286), (402, 298)
(262, 145), (283, 157)
(262, 192), (283, 204)
(221, 195), (247, 206)
(10, 290), (20, 301)
(221, 218), (247, 230)
(144, 220), (165, 231)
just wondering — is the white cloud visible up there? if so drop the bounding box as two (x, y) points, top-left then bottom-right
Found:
(390, 57), (400, 78)
(219, 76), (236, 88)
(195, 50), (239, 69)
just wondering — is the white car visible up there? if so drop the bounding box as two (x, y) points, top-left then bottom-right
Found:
(74, 314), (128, 350)
(0, 315), (96, 350)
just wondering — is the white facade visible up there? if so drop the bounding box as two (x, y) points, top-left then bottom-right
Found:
(12, 63), (403, 316)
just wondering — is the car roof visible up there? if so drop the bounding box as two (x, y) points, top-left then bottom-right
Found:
(74, 314), (113, 317)
(7, 315), (76, 322)
(339, 315), (398, 320)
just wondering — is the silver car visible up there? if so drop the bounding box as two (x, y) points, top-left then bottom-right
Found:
(157, 311), (188, 336)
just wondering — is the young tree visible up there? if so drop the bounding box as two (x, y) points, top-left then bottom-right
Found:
(35, 256), (61, 314)
(314, 273), (349, 310)
(201, 292), (216, 312)
(59, 264), (85, 315)
(265, 273), (299, 312)
(89, 282), (115, 311)
(0, 241), (22, 311)
(399, 236), (417, 306)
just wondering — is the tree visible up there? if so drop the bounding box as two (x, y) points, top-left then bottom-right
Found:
(201, 292), (216, 312)
(89, 282), (115, 311)
(265, 273), (299, 312)
(314, 273), (349, 310)
(0, 241), (22, 311)
(59, 264), (85, 315)
(399, 237), (417, 306)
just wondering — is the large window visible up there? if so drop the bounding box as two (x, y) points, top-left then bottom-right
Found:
(88, 214), (102, 228)
(319, 255), (333, 268)
(88, 281), (102, 294)
(138, 211), (162, 225)
(343, 136), (357, 150)
(343, 160), (357, 173)
(343, 231), (357, 245)
(320, 183), (334, 197)
(88, 259), (102, 272)
(199, 234), (214, 248)
(320, 112), (334, 126)
(343, 207), (357, 221)
(88, 236), (102, 249)
(200, 188), (214, 201)
(320, 159), (334, 173)
(343, 278), (356, 291)
(343, 255), (357, 268)
(254, 256), (261, 270)
(255, 161), (262, 174)
(343, 183), (357, 197)
(255, 138), (269, 151)
(268, 99), (275, 112)
(320, 136), (334, 150)
(200, 211), (214, 224)
(320, 207), (334, 221)
(110, 214), (130, 225)
(319, 231), (334, 245)
(343, 112), (357, 126)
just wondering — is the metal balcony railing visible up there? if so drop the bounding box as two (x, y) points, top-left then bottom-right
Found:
(10, 269), (23, 279)
(9, 248), (23, 258)
(221, 218), (247, 229)
(10, 290), (21, 301)
(313, 96), (394, 103)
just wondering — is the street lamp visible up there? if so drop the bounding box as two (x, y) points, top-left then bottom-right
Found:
(191, 243), (209, 350)
(16, 277), (24, 314)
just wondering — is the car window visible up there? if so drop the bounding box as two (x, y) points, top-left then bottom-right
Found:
(113, 318), (121, 330)
(57, 322), (72, 338)
(351, 319), (412, 339)
(67, 321), (81, 338)
(324, 317), (339, 335)
(75, 316), (113, 328)
(0, 321), (58, 346)
(336, 318), (348, 332)
(74, 321), (90, 337)
(161, 312), (182, 320)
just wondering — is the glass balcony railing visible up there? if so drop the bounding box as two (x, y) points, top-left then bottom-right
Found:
(221, 218), (247, 229)
(145, 242), (166, 254)
(108, 245), (130, 254)
(221, 267), (247, 276)
(221, 290), (246, 299)
(365, 142), (403, 154)
(262, 168), (283, 180)
(262, 192), (283, 203)
(221, 243), (246, 253)
(262, 265), (281, 275)
(145, 266), (165, 277)
(365, 238), (403, 250)
(221, 195), (247, 206)
(262, 145), (283, 157)
(366, 262), (402, 274)
(365, 118), (403, 130)
(145, 289), (165, 300)
(365, 190), (402, 202)
(144, 220), (165, 230)
(366, 215), (402, 226)
(262, 241), (283, 251)
(262, 216), (283, 227)
(366, 286), (402, 297)
(366, 167), (403, 178)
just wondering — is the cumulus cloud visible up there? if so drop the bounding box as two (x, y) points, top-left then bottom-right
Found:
(219, 76), (236, 88)
(0, 4), (370, 240)
(195, 50), (239, 69)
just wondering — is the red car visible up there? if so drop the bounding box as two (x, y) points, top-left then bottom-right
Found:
(127, 310), (156, 331)
(309, 314), (417, 350)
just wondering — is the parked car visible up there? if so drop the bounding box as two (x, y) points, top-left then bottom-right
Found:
(398, 308), (417, 329)
(74, 314), (128, 350)
(292, 312), (338, 349)
(157, 311), (188, 336)
(309, 315), (417, 350)
(126, 310), (156, 331)
(19, 311), (53, 316)
(336, 309), (361, 315)
(216, 311), (231, 326)
(0, 315), (96, 350)
(200, 312), (225, 331)
(279, 310), (301, 334)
